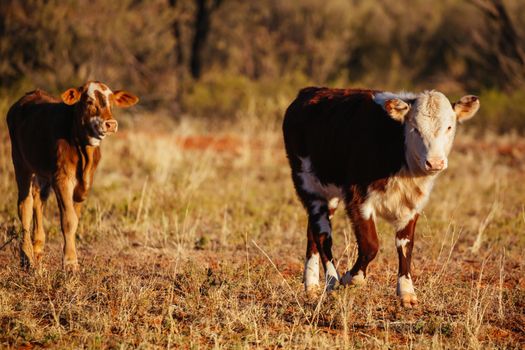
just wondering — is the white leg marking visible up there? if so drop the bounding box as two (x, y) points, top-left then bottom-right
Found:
(397, 274), (418, 307)
(396, 238), (410, 248)
(396, 238), (410, 257)
(341, 269), (366, 286)
(304, 253), (320, 290)
(325, 260), (339, 291)
(397, 274), (415, 295)
(353, 270), (365, 283)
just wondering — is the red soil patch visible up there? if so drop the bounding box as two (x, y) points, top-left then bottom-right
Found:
(116, 130), (525, 163)
(174, 135), (243, 154)
(116, 130), (273, 155)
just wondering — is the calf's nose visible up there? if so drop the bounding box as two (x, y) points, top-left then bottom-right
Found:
(425, 158), (446, 171)
(104, 119), (118, 133)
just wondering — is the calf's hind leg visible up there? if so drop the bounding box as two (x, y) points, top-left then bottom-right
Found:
(306, 200), (339, 292)
(15, 171), (34, 269)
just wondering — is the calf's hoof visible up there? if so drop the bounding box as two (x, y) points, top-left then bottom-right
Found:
(305, 284), (321, 300)
(19, 249), (35, 270)
(20, 254), (34, 270)
(34, 251), (43, 262)
(399, 293), (418, 308)
(33, 242), (44, 261)
(340, 271), (366, 287)
(63, 259), (79, 272)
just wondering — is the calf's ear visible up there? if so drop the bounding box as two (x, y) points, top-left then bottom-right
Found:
(61, 88), (81, 105)
(112, 91), (139, 108)
(384, 98), (410, 122)
(453, 95), (479, 123)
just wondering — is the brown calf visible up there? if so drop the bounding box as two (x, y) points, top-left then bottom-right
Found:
(7, 81), (138, 270)
(283, 87), (479, 307)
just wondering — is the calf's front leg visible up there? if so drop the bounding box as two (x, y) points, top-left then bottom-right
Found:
(396, 214), (418, 308)
(304, 223), (320, 295)
(54, 177), (80, 271)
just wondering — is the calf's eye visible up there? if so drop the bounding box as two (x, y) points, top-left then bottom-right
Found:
(88, 105), (98, 114)
(447, 126), (452, 131)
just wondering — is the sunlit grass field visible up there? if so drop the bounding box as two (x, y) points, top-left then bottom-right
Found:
(0, 108), (524, 349)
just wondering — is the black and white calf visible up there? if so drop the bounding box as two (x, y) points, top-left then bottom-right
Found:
(283, 87), (479, 307)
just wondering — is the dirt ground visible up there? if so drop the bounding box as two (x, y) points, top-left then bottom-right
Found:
(0, 117), (524, 348)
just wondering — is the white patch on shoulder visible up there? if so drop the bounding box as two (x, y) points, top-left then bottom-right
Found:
(325, 261), (339, 291)
(328, 197), (339, 210)
(373, 91), (419, 109)
(360, 169), (436, 231)
(304, 253), (320, 289)
(397, 274), (415, 296)
(328, 197), (339, 219)
(360, 199), (375, 220)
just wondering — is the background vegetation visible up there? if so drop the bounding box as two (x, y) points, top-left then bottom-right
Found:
(0, 0), (524, 348)
(1, 0), (525, 129)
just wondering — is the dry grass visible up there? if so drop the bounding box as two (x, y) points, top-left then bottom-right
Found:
(0, 112), (524, 349)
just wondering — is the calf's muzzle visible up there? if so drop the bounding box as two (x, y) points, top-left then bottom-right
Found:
(103, 119), (118, 134)
(424, 157), (446, 172)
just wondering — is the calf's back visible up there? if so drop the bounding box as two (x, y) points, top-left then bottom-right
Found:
(283, 87), (407, 186)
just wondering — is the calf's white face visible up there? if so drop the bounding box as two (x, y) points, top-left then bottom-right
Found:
(377, 91), (480, 175)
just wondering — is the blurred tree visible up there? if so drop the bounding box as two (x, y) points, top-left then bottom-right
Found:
(205, 0), (353, 82)
(190, 0), (223, 79)
(168, 0), (185, 69)
(168, 0), (188, 111)
(0, 0), (524, 117)
(0, 0), (177, 108)
(469, 0), (525, 90)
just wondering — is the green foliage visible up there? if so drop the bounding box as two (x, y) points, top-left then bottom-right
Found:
(182, 71), (311, 120)
(477, 89), (525, 132)
(183, 74), (253, 119)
